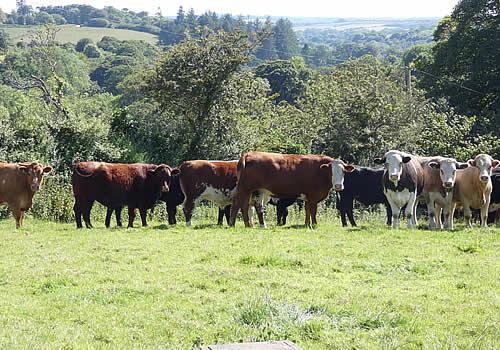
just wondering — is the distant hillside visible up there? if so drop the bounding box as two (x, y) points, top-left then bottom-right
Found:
(0, 24), (158, 44)
(289, 17), (439, 31)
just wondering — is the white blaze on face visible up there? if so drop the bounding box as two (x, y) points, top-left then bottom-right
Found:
(438, 159), (458, 189)
(385, 151), (405, 184)
(330, 159), (354, 192)
(472, 154), (495, 183)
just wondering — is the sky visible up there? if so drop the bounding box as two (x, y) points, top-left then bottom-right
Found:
(0, 0), (458, 18)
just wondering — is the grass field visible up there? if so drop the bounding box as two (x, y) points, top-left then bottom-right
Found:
(0, 216), (498, 349)
(0, 24), (158, 44)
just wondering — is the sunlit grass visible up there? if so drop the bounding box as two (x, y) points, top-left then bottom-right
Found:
(0, 215), (498, 349)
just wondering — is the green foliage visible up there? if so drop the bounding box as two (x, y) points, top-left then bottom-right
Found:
(87, 18), (109, 28)
(83, 43), (100, 58)
(0, 29), (9, 50)
(413, 0), (500, 139)
(75, 37), (92, 52)
(255, 58), (311, 105)
(273, 18), (299, 59)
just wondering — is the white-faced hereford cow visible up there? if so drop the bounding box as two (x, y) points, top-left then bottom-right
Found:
(72, 162), (176, 228)
(447, 154), (499, 229)
(229, 152), (353, 228)
(374, 150), (425, 229)
(0, 162), (52, 228)
(420, 157), (469, 230)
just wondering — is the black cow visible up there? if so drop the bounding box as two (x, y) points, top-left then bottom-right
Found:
(336, 167), (391, 227)
(268, 197), (301, 226)
(488, 169), (500, 224)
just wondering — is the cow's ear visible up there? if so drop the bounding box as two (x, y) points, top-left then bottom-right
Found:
(428, 161), (439, 169)
(456, 162), (469, 170)
(402, 156), (411, 163)
(467, 159), (476, 166)
(171, 168), (180, 176)
(18, 165), (30, 174)
(344, 165), (355, 172)
(320, 163), (331, 169)
(492, 159), (500, 168)
(43, 166), (53, 173)
(373, 157), (385, 164)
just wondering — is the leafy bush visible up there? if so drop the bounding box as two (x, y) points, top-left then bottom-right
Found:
(87, 18), (109, 28)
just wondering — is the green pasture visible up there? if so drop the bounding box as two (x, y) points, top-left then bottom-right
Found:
(0, 24), (158, 44)
(0, 213), (498, 349)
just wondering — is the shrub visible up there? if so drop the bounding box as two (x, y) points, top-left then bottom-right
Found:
(83, 44), (101, 58)
(87, 18), (109, 28)
(75, 38), (93, 52)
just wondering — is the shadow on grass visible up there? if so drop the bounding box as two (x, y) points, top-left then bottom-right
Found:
(193, 224), (225, 230)
(152, 224), (171, 230)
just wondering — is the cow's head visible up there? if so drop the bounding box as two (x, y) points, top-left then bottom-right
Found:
(18, 162), (53, 192)
(374, 150), (411, 185)
(320, 159), (355, 192)
(148, 164), (179, 193)
(428, 158), (469, 191)
(467, 154), (500, 184)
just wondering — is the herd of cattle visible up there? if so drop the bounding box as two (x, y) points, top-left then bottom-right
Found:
(0, 150), (499, 230)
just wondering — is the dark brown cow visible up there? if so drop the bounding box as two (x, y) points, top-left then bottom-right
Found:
(72, 162), (176, 228)
(229, 152), (353, 228)
(0, 162), (52, 228)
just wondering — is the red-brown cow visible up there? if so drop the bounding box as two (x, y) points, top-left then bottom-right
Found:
(229, 152), (353, 228)
(72, 162), (176, 228)
(0, 162), (52, 228)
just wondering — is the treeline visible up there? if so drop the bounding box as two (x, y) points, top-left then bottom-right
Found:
(0, 1), (498, 194)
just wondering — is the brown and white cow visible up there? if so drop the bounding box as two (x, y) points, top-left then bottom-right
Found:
(0, 162), (52, 228)
(178, 160), (252, 227)
(447, 154), (499, 229)
(420, 157), (469, 230)
(229, 152), (353, 228)
(72, 162), (176, 228)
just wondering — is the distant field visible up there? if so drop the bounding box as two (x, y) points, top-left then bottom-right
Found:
(291, 17), (439, 31)
(0, 24), (158, 44)
(0, 216), (498, 349)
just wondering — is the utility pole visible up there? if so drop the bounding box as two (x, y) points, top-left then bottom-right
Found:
(404, 66), (412, 96)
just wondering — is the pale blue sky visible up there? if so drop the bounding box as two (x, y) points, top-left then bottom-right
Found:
(1, 0), (458, 18)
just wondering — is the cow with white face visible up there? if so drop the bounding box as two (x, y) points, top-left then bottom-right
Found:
(447, 154), (500, 228)
(323, 159), (355, 192)
(423, 157), (469, 229)
(374, 150), (424, 229)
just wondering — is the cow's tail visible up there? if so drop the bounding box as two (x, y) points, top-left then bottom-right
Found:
(236, 153), (246, 182)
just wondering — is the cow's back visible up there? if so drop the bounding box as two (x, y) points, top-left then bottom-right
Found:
(72, 162), (150, 207)
(346, 167), (386, 205)
(179, 160), (238, 190)
(237, 152), (333, 199)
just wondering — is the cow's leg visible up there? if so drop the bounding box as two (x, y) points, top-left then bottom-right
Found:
(83, 201), (94, 228)
(304, 201), (312, 228)
(386, 192), (401, 229)
(105, 207), (113, 228)
(253, 193), (268, 228)
(480, 200), (490, 228)
(346, 204), (357, 227)
(167, 203), (177, 225)
(224, 205), (231, 226)
(217, 207), (225, 226)
(128, 206), (136, 228)
(384, 202), (392, 226)
(139, 208), (148, 227)
(310, 202), (318, 228)
(183, 197), (196, 227)
(281, 205), (289, 226)
(11, 207), (22, 229)
(74, 200), (84, 229)
(435, 205), (443, 230)
(446, 202), (456, 230)
(277, 203), (284, 226)
(240, 193), (253, 228)
(115, 207), (123, 227)
(426, 197), (437, 230)
(462, 202), (472, 228)
(406, 191), (418, 229)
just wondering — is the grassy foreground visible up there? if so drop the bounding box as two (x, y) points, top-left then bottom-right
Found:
(0, 217), (498, 349)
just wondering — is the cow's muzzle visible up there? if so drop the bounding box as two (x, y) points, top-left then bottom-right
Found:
(389, 175), (399, 181)
(480, 176), (489, 182)
(444, 182), (453, 189)
(334, 184), (344, 192)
